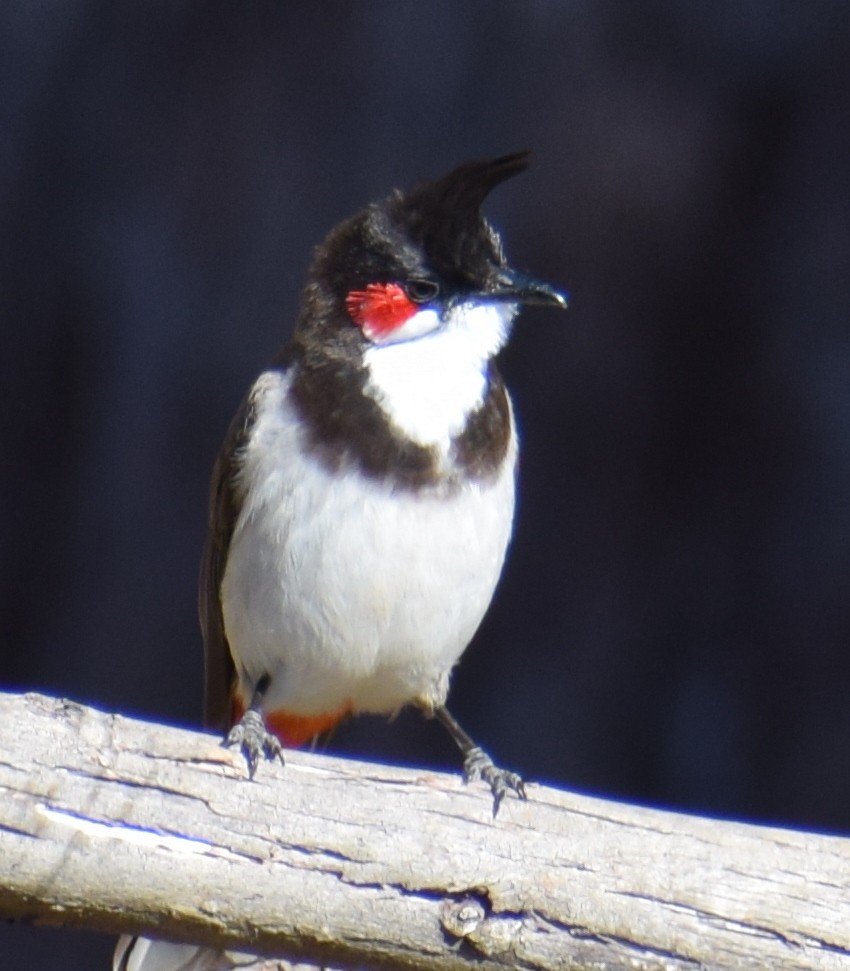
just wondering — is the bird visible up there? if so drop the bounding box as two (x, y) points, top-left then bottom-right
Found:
(114, 152), (567, 971)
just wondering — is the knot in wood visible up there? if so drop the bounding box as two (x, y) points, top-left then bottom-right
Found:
(439, 897), (486, 939)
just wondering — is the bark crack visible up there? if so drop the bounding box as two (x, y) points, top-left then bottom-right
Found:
(613, 890), (807, 949)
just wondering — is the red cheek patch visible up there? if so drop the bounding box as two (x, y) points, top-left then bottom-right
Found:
(346, 282), (417, 340)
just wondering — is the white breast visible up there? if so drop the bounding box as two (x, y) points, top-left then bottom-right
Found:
(221, 368), (517, 718)
(362, 301), (514, 453)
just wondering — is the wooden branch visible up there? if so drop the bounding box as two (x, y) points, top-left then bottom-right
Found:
(0, 691), (849, 970)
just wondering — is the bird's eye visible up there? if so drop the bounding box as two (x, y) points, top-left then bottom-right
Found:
(404, 278), (440, 303)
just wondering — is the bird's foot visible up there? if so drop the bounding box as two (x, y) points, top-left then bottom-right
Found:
(224, 708), (284, 778)
(462, 745), (527, 816)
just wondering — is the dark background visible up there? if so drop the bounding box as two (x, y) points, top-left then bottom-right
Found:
(3, 1), (850, 966)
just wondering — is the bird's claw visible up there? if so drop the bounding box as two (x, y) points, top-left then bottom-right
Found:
(462, 745), (526, 816)
(224, 708), (284, 778)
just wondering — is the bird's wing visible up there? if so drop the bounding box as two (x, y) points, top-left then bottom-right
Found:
(199, 388), (257, 731)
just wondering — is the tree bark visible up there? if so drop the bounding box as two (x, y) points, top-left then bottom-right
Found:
(0, 690), (848, 970)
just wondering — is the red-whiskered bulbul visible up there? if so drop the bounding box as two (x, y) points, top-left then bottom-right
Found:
(114, 152), (566, 971)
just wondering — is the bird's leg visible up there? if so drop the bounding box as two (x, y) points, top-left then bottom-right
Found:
(433, 705), (526, 815)
(224, 674), (285, 778)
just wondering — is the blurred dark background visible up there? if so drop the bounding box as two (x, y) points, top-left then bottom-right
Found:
(3, 1), (850, 966)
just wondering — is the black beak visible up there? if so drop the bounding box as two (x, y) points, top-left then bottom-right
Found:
(485, 268), (569, 309)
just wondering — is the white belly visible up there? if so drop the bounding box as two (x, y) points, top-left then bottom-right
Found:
(221, 370), (516, 718)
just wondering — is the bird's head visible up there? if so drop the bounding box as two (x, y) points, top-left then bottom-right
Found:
(299, 152), (567, 350)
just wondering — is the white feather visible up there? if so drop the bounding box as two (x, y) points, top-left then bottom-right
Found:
(221, 364), (517, 718)
(362, 301), (514, 451)
(113, 936), (257, 971)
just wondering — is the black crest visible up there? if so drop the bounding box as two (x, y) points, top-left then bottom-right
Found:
(399, 152), (530, 222)
(389, 152), (530, 281)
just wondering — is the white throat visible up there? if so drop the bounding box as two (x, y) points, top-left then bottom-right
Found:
(362, 301), (514, 449)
